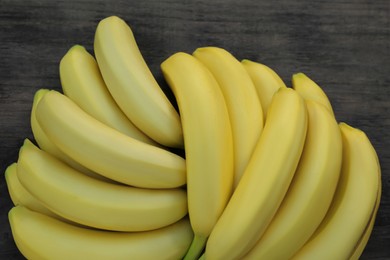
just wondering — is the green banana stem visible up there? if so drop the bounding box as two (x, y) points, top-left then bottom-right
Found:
(183, 234), (207, 260)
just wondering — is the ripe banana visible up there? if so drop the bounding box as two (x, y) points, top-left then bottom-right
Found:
(60, 44), (156, 145)
(94, 16), (183, 148)
(17, 139), (188, 231)
(9, 205), (193, 260)
(30, 88), (112, 182)
(193, 47), (263, 188)
(292, 72), (335, 117)
(243, 100), (342, 259)
(30, 89), (53, 156)
(36, 90), (186, 188)
(5, 163), (55, 218)
(161, 52), (234, 260)
(292, 122), (380, 260)
(204, 87), (307, 260)
(241, 59), (287, 119)
(5, 161), (85, 225)
(349, 177), (381, 260)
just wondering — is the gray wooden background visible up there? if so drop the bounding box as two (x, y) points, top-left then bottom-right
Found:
(0, 0), (389, 259)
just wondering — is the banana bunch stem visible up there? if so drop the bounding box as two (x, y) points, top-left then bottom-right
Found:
(183, 234), (207, 260)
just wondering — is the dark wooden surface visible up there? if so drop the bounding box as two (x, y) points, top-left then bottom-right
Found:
(0, 0), (389, 259)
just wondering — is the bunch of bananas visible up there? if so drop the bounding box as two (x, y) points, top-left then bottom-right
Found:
(5, 15), (381, 260)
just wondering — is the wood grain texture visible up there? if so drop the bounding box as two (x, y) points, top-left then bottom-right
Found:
(0, 0), (389, 259)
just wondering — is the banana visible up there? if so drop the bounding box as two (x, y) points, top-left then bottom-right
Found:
(292, 72), (335, 117)
(9, 205), (193, 260)
(94, 16), (183, 148)
(193, 47), (263, 188)
(292, 122), (380, 260)
(31, 89), (53, 156)
(36, 90), (186, 188)
(241, 59), (287, 119)
(60, 45), (156, 145)
(31, 88), (113, 182)
(161, 52), (234, 260)
(5, 161), (86, 226)
(5, 163), (55, 218)
(349, 177), (381, 260)
(203, 87), (307, 260)
(16, 139), (188, 231)
(242, 100), (342, 259)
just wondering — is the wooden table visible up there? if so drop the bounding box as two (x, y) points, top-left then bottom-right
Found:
(1, 0), (389, 259)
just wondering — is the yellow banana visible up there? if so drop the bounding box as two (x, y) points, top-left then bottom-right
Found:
(5, 161), (86, 226)
(292, 122), (380, 260)
(193, 47), (263, 188)
(349, 176), (381, 260)
(36, 90), (186, 188)
(204, 87), (307, 260)
(292, 72), (335, 117)
(94, 16), (183, 148)
(241, 59), (286, 119)
(31, 89), (53, 156)
(60, 45), (156, 145)
(17, 139), (188, 231)
(5, 163), (55, 218)
(161, 52), (234, 260)
(30, 88), (112, 182)
(243, 100), (342, 259)
(9, 205), (193, 260)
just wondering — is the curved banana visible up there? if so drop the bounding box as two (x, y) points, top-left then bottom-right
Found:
(5, 161), (86, 226)
(31, 88), (112, 182)
(193, 47), (263, 188)
(5, 163), (54, 217)
(60, 45), (156, 145)
(31, 89), (53, 156)
(36, 90), (186, 188)
(241, 59), (286, 119)
(292, 72), (335, 117)
(292, 122), (380, 260)
(94, 16), (183, 148)
(243, 100), (342, 260)
(161, 52), (234, 260)
(349, 177), (381, 260)
(17, 139), (188, 231)
(9, 205), (193, 260)
(204, 88), (307, 260)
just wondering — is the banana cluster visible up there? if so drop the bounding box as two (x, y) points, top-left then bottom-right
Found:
(5, 15), (381, 260)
